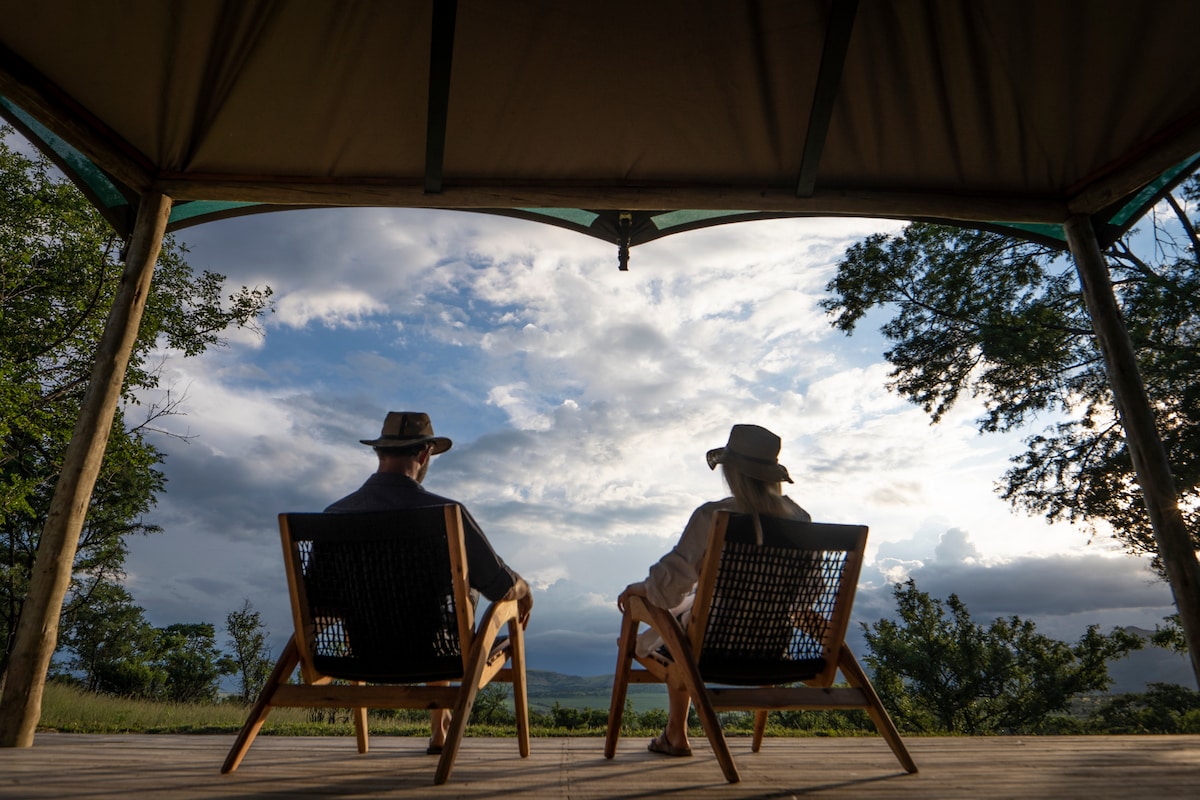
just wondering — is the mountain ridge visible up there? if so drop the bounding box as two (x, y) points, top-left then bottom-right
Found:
(524, 634), (1197, 706)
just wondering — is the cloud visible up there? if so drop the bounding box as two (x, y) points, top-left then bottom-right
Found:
(934, 527), (982, 564)
(273, 288), (388, 329)
(851, 527), (1175, 655)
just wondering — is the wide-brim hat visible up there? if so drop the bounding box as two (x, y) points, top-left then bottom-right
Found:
(360, 411), (452, 454)
(706, 423), (793, 483)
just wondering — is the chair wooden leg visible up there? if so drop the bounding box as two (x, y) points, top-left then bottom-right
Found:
(508, 618), (531, 758)
(434, 633), (492, 785)
(752, 709), (768, 752)
(674, 662), (738, 783)
(351, 689), (369, 754)
(649, 605), (739, 784)
(604, 611), (638, 759)
(838, 646), (918, 774)
(221, 636), (300, 774)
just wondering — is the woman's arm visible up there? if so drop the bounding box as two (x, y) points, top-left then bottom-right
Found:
(616, 581), (647, 614)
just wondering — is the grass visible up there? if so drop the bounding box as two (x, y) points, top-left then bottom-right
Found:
(533, 691), (666, 715)
(36, 681), (641, 737)
(38, 681), (873, 739)
(40, 682), (431, 736)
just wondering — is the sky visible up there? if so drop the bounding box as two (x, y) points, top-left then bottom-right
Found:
(108, 201), (1188, 682)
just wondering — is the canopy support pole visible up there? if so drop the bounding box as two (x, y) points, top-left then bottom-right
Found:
(795, 0), (859, 197)
(1065, 214), (1200, 686)
(0, 191), (172, 747)
(424, 0), (457, 194)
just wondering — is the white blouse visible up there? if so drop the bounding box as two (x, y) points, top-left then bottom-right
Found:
(642, 495), (812, 611)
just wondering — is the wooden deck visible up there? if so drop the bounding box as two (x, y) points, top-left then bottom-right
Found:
(2, 733), (1198, 798)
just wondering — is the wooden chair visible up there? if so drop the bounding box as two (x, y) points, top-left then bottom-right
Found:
(221, 505), (529, 785)
(604, 511), (916, 783)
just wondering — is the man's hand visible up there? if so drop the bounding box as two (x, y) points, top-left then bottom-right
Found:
(506, 577), (533, 629)
(617, 581), (647, 614)
(517, 593), (533, 629)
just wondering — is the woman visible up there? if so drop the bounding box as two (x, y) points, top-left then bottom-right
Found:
(617, 423), (810, 757)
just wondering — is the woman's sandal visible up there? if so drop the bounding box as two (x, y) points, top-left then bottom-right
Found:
(647, 729), (692, 757)
(426, 740), (444, 755)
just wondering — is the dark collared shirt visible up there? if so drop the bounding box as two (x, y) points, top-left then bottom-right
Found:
(325, 472), (519, 601)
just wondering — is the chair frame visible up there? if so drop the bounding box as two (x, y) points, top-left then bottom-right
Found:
(604, 510), (916, 783)
(221, 505), (529, 785)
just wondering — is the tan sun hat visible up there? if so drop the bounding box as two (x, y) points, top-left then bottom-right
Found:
(360, 411), (452, 454)
(706, 424), (793, 483)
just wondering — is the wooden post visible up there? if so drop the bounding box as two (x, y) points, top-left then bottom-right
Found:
(0, 192), (172, 747)
(1065, 214), (1200, 687)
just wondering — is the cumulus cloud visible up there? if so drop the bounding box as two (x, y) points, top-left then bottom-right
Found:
(273, 288), (389, 329)
(850, 526), (1176, 662)
(935, 528), (982, 565)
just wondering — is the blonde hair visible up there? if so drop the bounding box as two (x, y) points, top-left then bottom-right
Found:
(722, 462), (789, 517)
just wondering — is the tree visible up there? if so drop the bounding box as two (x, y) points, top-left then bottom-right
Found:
(862, 580), (1142, 734)
(156, 623), (236, 703)
(0, 126), (272, 676)
(821, 197), (1200, 570)
(225, 599), (273, 703)
(1087, 682), (1200, 734)
(1152, 614), (1189, 654)
(59, 597), (235, 703)
(56, 582), (159, 696)
(470, 684), (514, 725)
(2, 427), (164, 680)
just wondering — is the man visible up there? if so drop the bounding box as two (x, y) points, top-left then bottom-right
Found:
(327, 410), (532, 753)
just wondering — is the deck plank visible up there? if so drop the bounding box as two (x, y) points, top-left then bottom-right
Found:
(1, 734), (1197, 798)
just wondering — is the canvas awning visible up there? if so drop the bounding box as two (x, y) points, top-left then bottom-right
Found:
(4, 1), (1200, 265)
(2, 0), (1199, 747)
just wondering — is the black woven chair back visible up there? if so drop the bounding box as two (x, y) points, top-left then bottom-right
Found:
(697, 514), (860, 686)
(284, 507), (464, 683)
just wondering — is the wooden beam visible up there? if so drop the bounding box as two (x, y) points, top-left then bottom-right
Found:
(1068, 108), (1200, 216)
(424, 0), (458, 194)
(151, 176), (1068, 222)
(0, 192), (172, 747)
(270, 684), (461, 708)
(708, 687), (868, 710)
(0, 42), (154, 193)
(795, 0), (859, 197)
(1065, 214), (1200, 687)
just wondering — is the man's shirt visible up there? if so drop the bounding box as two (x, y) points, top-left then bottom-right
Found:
(326, 472), (519, 601)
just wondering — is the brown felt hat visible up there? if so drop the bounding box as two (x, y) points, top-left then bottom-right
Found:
(360, 411), (452, 454)
(706, 424), (793, 483)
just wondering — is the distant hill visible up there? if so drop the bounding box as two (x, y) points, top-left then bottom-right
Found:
(525, 670), (666, 713)
(1107, 627), (1197, 694)
(526, 670), (612, 693)
(525, 632), (1196, 712)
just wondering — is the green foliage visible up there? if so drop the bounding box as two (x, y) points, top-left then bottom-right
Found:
(767, 706), (874, 734)
(56, 588), (234, 702)
(56, 582), (159, 695)
(821, 198), (1200, 565)
(540, 701), (610, 730)
(634, 705), (667, 732)
(1152, 613), (1189, 654)
(471, 683), (515, 725)
(862, 580), (1142, 734)
(225, 599), (273, 702)
(0, 125), (272, 671)
(36, 671), (1200, 737)
(156, 622), (236, 703)
(1086, 682), (1200, 733)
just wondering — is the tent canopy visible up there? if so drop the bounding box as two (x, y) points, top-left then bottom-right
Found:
(4, 0), (1200, 266)
(6, 4), (1200, 746)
